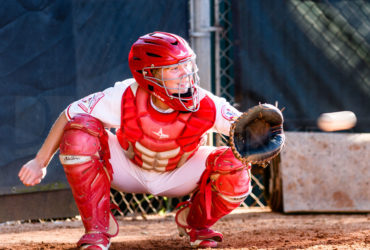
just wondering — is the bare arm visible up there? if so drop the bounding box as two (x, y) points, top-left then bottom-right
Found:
(18, 112), (69, 186)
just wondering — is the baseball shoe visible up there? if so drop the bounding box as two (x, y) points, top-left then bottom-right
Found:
(178, 226), (223, 248)
(78, 232), (111, 250)
(175, 202), (223, 248)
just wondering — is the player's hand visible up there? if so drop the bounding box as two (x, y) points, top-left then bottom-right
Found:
(18, 158), (47, 186)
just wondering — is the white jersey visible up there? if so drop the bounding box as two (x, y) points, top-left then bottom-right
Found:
(65, 78), (242, 136)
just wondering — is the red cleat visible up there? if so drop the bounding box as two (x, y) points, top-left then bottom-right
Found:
(78, 232), (111, 250)
(176, 203), (223, 248)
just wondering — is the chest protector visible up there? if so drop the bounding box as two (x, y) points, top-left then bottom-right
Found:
(116, 83), (216, 172)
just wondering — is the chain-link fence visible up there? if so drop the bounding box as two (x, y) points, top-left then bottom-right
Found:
(288, 0), (370, 92)
(213, 0), (268, 209)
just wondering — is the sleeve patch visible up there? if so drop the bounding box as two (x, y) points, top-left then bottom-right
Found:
(77, 92), (105, 114)
(221, 105), (238, 121)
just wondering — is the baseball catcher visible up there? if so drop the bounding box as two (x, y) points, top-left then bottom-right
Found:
(18, 31), (284, 249)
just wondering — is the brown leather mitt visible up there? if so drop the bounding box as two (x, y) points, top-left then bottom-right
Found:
(229, 103), (285, 165)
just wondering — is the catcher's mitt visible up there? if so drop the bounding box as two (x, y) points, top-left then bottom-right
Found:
(229, 103), (285, 164)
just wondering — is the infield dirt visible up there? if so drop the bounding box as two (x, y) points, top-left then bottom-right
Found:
(0, 207), (369, 249)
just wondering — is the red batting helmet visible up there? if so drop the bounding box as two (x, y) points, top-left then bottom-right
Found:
(128, 31), (200, 112)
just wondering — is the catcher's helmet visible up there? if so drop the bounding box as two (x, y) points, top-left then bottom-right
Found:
(129, 32), (200, 112)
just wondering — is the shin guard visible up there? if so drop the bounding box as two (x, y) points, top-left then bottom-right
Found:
(59, 114), (118, 247)
(176, 147), (251, 247)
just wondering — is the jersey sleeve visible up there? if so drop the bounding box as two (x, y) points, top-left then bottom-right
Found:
(65, 79), (134, 128)
(203, 89), (242, 136)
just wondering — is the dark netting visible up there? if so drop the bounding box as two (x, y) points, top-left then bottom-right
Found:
(232, 0), (370, 132)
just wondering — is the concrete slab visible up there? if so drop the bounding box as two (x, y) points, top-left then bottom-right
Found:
(281, 132), (370, 212)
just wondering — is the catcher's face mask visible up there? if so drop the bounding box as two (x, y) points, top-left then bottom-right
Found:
(144, 57), (200, 112)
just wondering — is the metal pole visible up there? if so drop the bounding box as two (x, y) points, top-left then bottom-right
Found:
(189, 0), (222, 146)
(213, 0), (223, 146)
(189, 0), (219, 92)
(214, 0), (221, 97)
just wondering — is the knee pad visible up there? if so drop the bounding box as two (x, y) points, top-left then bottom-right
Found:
(207, 146), (251, 203)
(59, 114), (112, 180)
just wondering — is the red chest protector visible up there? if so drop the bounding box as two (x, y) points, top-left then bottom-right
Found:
(116, 83), (216, 172)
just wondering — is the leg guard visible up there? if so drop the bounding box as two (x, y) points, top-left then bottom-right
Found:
(59, 114), (118, 249)
(175, 146), (251, 248)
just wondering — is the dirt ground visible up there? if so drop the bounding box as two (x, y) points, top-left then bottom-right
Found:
(0, 207), (369, 250)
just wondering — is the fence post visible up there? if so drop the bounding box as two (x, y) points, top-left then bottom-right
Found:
(189, 0), (213, 92)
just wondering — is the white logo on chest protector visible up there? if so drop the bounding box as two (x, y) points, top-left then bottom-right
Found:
(153, 128), (169, 139)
